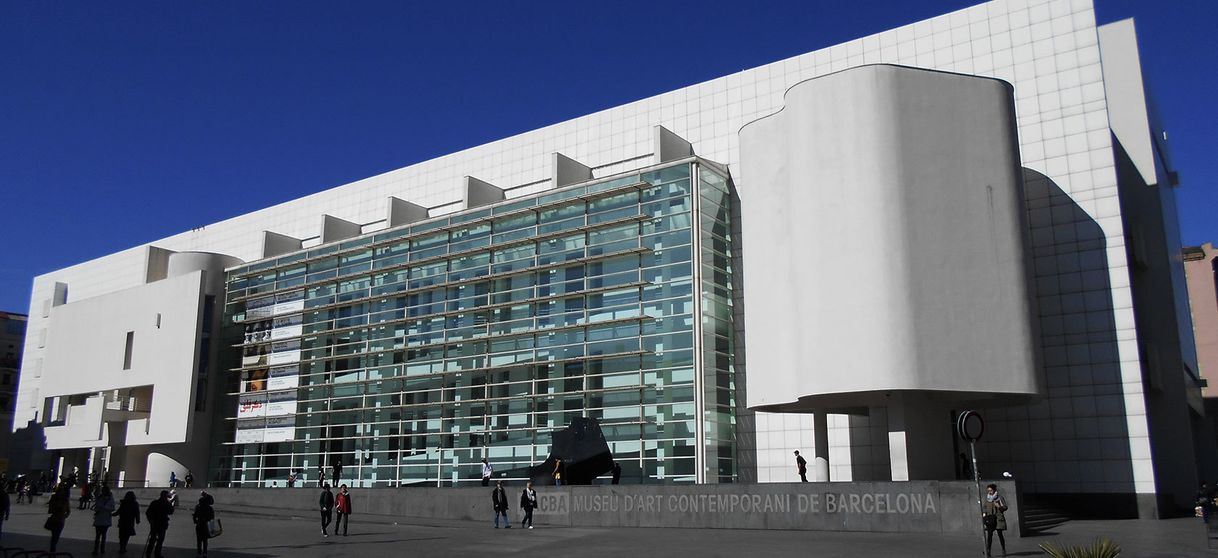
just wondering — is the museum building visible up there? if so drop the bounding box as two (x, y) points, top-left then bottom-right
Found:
(13, 0), (1207, 519)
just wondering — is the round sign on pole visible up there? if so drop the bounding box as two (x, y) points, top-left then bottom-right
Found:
(957, 410), (984, 442)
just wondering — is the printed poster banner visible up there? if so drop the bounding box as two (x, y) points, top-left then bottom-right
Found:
(270, 314), (303, 340)
(273, 290), (305, 316)
(235, 419), (265, 444)
(265, 389), (296, 417)
(237, 393), (267, 418)
(269, 339), (301, 366)
(246, 296), (274, 320)
(264, 416), (296, 442)
(268, 365), (300, 391)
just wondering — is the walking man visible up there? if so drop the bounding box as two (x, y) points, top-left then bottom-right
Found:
(330, 456), (343, 487)
(795, 450), (808, 482)
(492, 480), (511, 528)
(319, 484), (334, 537)
(334, 485), (352, 536)
(481, 458), (493, 487)
(520, 482), (537, 529)
(144, 490), (174, 558)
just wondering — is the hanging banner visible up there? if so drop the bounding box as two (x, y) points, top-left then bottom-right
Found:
(270, 314), (303, 340)
(243, 369), (269, 392)
(235, 419), (265, 444)
(247, 296), (275, 320)
(237, 393), (267, 418)
(269, 339), (301, 365)
(273, 290), (305, 316)
(264, 416), (296, 442)
(268, 365), (300, 391)
(265, 389), (297, 417)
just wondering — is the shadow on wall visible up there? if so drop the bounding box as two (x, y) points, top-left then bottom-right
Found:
(4, 420), (52, 476)
(976, 168), (1135, 518)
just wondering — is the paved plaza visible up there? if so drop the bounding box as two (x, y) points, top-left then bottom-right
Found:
(0, 499), (1213, 557)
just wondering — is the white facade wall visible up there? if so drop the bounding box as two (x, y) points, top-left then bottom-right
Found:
(17, 0), (1155, 498)
(41, 270), (204, 448)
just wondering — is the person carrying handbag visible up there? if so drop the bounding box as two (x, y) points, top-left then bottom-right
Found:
(192, 492), (215, 557)
(982, 484), (1008, 557)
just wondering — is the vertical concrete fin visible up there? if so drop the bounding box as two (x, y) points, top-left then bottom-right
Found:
(464, 176), (504, 209)
(655, 125), (694, 163)
(551, 152), (593, 188)
(320, 214), (362, 244)
(387, 197), (430, 228)
(144, 246), (175, 284)
(262, 231), (303, 259)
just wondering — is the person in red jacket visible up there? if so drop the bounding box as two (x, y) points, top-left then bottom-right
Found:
(334, 485), (352, 536)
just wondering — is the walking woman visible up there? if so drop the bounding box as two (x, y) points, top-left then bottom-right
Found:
(982, 483), (1008, 557)
(192, 492), (215, 556)
(334, 484), (352, 536)
(114, 491), (141, 554)
(93, 486), (117, 555)
(46, 485), (71, 552)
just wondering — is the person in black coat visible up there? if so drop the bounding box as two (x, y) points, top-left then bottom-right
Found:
(113, 491), (141, 554)
(192, 493), (215, 556)
(491, 481), (511, 529)
(318, 484), (334, 537)
(144, 490), (174, 558)
(611, 462), (622, 485)
(0, 485), (9, 541)
(519, 482), (537, 529)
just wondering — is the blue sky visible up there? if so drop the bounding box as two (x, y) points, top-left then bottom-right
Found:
(1, 1), (1214, 314)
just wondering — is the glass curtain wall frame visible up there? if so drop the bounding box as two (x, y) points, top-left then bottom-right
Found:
(218, 158), (737, 487)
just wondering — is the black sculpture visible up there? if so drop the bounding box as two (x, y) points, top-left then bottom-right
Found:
(529, 417), (613, 485)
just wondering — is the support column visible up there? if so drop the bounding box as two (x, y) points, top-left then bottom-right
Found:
(886, 393), (955, 481)
(813, 410), (830, 481)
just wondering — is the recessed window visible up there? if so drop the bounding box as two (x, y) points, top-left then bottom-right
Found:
(123, 331), (134, 370)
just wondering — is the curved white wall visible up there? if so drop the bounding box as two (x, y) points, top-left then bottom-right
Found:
(740, 65), (1040, 413)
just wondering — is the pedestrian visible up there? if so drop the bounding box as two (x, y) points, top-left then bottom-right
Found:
(552, 458), (564, 486)
(1198, 482), (1217, 523)
(982, 483), (1008, 557)
(114, 491), (141, 555)
(794, 450), (808, 482)
(319, 483), (334, 537)
(192, 492), (215, 557)
(144, 490), (174, 558)
(93, 486), (117, 555)
(184, 473), (194, 489)
(519, 482), (536, 529)
(481, 458), (493, 487)
(317, 465), (327, 488)
(46, 485), (71, 553)
(0, 480), (9, 541)
(169, 472), (177, 489)
(331, 456), (343, 487)
(16, 478), (27, 504)
(611, 462), (622, 485)
(492, 480), (511, 528)
(80, 479), (93, 509)
(287, 470), (297, 488)
(335, 484), (352, 536)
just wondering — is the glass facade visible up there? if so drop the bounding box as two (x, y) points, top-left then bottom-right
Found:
(215, 159), (736, 487)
